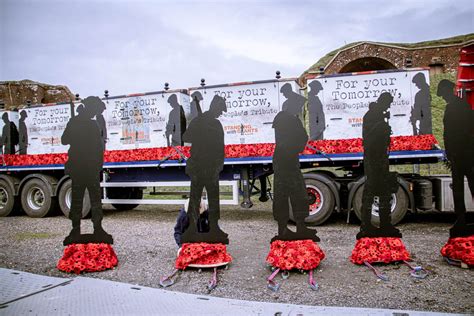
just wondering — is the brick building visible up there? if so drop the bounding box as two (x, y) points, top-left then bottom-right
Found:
(300, 33), (474, 83)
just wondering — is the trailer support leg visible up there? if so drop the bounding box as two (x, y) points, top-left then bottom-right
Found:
(240, 168), (253, 209)
(259, 176), (269, 202)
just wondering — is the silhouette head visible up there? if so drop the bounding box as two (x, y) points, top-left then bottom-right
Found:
(280, 83), (293, 98)
(378, 92), (393, 112)
(308, 80), (323, 94)
(412, 72), (427, 89)
(2, 112), (9, 123)
(81, 96), (104, 119)
(20, 110), (28, 120)
(437, 79), (455, 101)
(191, 91), (203, 102)
(209, 95), (227, 118)
(167, 94), (179, 108)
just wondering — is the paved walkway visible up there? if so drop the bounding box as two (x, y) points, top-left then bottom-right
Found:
(0, 268), (464, 316)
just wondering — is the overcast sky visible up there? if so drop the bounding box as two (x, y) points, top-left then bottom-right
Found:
(1, 0), (473, 97)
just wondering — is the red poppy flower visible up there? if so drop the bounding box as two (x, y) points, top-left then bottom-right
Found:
(350, 237), (410, 265)
(440, 236), (474, 266)
(57, 243), (118, 274)
(175, 242), (232, 270)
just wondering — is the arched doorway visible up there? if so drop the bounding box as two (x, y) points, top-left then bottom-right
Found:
(339, 57), (396, 73)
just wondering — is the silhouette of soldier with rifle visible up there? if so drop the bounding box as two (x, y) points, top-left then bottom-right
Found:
(62, 96), (112, 245)
(357, 92), (401, 239)
(181, 95), (228, 244)
(272, 83), (319, 242)
(437, 79), (474, 237)
(1, 113), (19, 155)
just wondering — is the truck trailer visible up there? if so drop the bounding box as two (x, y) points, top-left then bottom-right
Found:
(0, 68), (471, 226)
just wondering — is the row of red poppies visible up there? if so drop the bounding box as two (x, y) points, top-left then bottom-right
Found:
(3, 134), (438, 167)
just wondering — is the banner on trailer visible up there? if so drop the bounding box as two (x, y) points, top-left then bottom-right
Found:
(104, 92), (190, 151)
(189, 80), (301, 145)
(0, 111), (19, 154)
(20, 104), (72, 155)
(309, 70), (431, 140)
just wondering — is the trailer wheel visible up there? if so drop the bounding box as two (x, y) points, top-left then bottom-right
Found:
(353, 184), (408, 226)
(58, 179), (91, 218)
(303, 178), (335, 225)
(21, 178), (56, 218)
(0, 180), (16, 217)
(109, 188), (142, 211)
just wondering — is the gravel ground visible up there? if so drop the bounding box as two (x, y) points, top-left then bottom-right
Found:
(0, 203), (473, 314)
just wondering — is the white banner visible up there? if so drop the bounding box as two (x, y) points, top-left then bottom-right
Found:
(309, 69), (431, 139)
(105, 92), (190, 151)
(188, 80), (301, 144)
(20, 104), (72, 154)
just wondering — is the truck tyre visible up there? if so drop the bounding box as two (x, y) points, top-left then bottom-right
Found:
(0, 180), (16, 217)
(109, 188), (142, 211)
(58, 179), (91, 218)
(304, 178), (335, 225)
(21, 178), (56, 218)
(353, 184), (408, 226)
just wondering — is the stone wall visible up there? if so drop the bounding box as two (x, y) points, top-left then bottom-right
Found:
(0, 80), (74, 110)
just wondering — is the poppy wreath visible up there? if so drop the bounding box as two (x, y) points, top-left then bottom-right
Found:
(175, 243), (232, 270)
(440, 236), (474, 267)
(266, 240), (325, 271)
(57, 243), (118, 274)
(2, 135), (438, 166)
(350, 237), (410, 265)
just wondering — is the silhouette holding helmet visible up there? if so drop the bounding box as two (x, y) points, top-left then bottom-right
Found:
(165, 94), (187, 146)
(410, 72), (432, 135)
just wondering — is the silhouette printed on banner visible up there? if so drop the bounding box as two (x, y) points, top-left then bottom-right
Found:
(357, 92), (402, 239)
(19, 110), (28, 154)
(62, 96), (112, 245)
(410, 72), (432, 135)
(96, 101), (107, 148)
(190, 91), (203, 122)
(165, 94), (187, 146)
(1, 113), (19, 154)
(308, 80), (325, 140)
(181, 95), (229, 244)
(272, 83), (319, 242)
(437, 79), (474, 237)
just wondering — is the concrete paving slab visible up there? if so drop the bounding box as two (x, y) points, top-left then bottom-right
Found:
(0, 269), (465, 316)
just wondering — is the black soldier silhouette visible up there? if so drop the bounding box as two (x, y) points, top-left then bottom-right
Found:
(181, 95), (228, 244)
(96, 101), (107, 148)
(189, 91), (203, 122)
(19, 111), (28, 155)
(357, 92), (401, 239)
(165, 94), (187, 146)
(62, 96), (112, 245)
(308, 80), (326, 140)
(272, 83), (319, 242)
(1, 113), (18, 154)
(437, 79), (474, 237)
(410, 72), (432, 135)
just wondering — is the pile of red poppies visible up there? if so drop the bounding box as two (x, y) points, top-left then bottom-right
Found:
(350, 237), (410, 265)
(266, 239), (325, 271)
(1, 134), (438, 167)
(440, 236), (474, 266)
(175, 243), (233, 270)
(57, 243), (118, 274)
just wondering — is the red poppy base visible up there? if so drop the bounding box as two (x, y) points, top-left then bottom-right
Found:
(266, 240), (325, 271)
(57, 243), (118, 274)
(175, 243), (233, 270)
(440, 236), (474, 267)
(350, 237), (410, 265)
